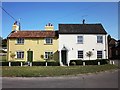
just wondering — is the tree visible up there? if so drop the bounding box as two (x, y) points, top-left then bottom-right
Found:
(10, 53), (16, 61)
(86, 51), (93, 60)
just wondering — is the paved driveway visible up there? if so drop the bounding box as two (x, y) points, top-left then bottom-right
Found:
(1, 69), (119, 88)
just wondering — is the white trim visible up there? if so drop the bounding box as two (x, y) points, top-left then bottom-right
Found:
(44, 51), (53, 59)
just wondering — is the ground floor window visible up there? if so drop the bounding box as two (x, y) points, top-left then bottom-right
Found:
(44, 51), (53, 60)
(78, 50), (83, 58)
(17, 51), (24, 59)
(97, 51), (102, 58)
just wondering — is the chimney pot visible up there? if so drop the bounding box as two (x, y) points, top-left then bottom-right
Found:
(83, 19), (85, 24)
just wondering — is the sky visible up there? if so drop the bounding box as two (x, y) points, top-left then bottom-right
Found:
(1, 2), (119, 40)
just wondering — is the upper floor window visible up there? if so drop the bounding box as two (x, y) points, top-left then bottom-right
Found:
(97, 36), (103, 43)
(97, 51), (102, 58)
(17, 38), (24, 44)
(45, 38), (53, 44)
(44, 51), (53, 59)
(16, 51), (24, 59)
(78, 50), (83, 58)
(77, 36), (83, 44)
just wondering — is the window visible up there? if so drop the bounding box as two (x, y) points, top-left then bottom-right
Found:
(44, 52), (53, 59)
(17, 38), (24, 44)
(78, 51), (83, 58)
(45, 38), (53, 44)
(97, 36), (103, 43)
(77, 36), (83, 44)
(97, 51), (102, 58)
(16, 51), (24, 59)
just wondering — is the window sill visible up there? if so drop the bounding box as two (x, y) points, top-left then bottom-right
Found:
(44, 44), (53, 45)
(15, 43), (24, 45)
(15, 58), (24, 60)
(97, 42), (103, 44)
(77, 43), (83, 44)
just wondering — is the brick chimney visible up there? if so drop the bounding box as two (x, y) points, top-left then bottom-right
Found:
(12, 21), (19, 31)
(45, 23), (54, 31)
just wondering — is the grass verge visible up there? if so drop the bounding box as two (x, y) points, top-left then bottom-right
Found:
(1, 64), (118, 77)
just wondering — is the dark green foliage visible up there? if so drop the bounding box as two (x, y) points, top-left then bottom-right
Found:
(47, 62), (60, 66)
(32, 62), (46, 66)
(32, 61), (60, 66)
(70, 60), (83, 65)
(11, 62), (21, 66)
(70, 59), (108, 66)
(83, 60), (98, 65)
(0, 62), (9, 66)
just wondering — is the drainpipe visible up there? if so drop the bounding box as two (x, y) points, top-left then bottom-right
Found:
(105, 35), (107, 59)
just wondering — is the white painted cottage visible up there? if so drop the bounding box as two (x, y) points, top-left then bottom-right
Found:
(59, 21), (108, 66)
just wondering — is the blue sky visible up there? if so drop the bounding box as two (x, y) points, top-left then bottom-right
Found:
(2, 2), (118, 39)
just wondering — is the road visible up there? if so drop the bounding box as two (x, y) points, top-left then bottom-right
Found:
(1, 69), (119, 88)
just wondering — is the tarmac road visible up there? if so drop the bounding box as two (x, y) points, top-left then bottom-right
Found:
(1, 69), (119, 88)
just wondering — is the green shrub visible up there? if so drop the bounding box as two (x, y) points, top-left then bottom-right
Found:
(70, 61), (76, 66)
(1, 62), (9, 66)
(47, 62), (60, 66)
(70, 60), (83, 65)
(97, 59), (108, 65)
(11, 62), (21, 66)
(83, 60), (98, 65)
(32, 62), (46, 66)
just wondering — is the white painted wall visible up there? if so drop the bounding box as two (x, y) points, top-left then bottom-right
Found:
(59, 34), (108, 65)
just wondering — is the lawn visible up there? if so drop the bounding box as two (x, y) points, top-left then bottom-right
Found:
(1, 64), (118, 77)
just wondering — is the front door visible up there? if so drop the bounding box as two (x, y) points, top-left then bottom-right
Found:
(27, 51), (33, 62)
(61, 50), (67, 65)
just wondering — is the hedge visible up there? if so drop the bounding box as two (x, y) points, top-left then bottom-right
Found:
(32, 62), (46, 66)
(32, 61), (60, 66)
(70, 60), (83, 65)
(70, 59), (109, 66)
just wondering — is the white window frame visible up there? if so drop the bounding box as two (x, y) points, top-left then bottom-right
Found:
(97, 36), (103, 43)
(17, 38), (24, 44)
(78, 50), (83, 59)
(77, 36), (83, 44)
(16, 51), (24, 59)
(45, 38), (53, 44)
(44, 51), (53, 59)
(97, 51), (103, 59)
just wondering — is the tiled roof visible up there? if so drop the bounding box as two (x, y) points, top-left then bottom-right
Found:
(59, 24), (107, 34)
(8, 31), (58, 38)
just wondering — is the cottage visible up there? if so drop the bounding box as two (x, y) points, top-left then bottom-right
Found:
(7, 22), (59, 62)
(59, 20), (108, 66)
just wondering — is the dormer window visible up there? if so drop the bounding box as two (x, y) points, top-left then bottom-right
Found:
(17, 38), (24, 44)
(45, 38), (53, 44)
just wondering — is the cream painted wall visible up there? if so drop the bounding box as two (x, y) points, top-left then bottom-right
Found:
(7, 38), (59, 62)
(59, 34), (108, 65)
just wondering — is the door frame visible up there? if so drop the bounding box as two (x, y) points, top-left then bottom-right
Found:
(61, 50), (67, 65)
(27, 51), (33, 62)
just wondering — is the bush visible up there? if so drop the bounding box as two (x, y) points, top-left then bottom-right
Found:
(11, 62), (21, 66)
(47, 62), (60, 66)
(70, 60), (83, 66)
(70, 59), (108, 66)
(0, 61), (9, 66)
(97, 59), (108, 65)
(32, 62), (46, 66)
(83, 60), (98, 65)
(70, 61), (76, 66)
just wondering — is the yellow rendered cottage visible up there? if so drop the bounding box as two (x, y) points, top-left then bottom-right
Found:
(7, 22), (59, 62)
